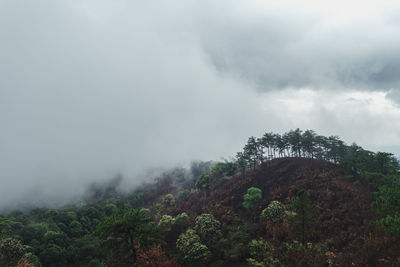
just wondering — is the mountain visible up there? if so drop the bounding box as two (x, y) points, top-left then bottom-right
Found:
(172, 157), (380, 265)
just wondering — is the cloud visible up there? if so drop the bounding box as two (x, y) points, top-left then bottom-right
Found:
(1, 0), (400, 209)
(197, 0), (400, 97)
(0, 0), (270, 209)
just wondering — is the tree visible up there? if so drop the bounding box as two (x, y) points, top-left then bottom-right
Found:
(190, 160), (213, 179)
(0, 217), (10, 237)
(274, 134), (286, 158)
(195, 173), (210, 191)
(373, 152), (399, 175)
(288, 190), (317, 245)
(287, 129), (302, 157)
(340, 143), (367, 178)
(244, 137), (261, 170)
(380, 213), (400, 238)
(210, 162), (237, 178)
(163, 194), (175, 207)
(326, 136), (345, 164)
(243, 187), (262, 210)
(261, 201), (286, 224)
(178, 190), (190, 201)
(194, 214), (221, 241)
(314, 135), (328, 160)
(373, 176), (400, 237)
(282, 132), (291, 157)
(302, 130), (316, 158)
(247, 239), (280, 267)
(261, 133), (275, 160)
(38, 244), (67, 267)
(69, 221), (84, 237)
(176, 229), (210, 264)
(135, 244), (179, 267)
(96, 207), (157, 263)
(174, 213), (190, 232)
(158, 215), (175, 233)
(236, 152), (248, 179)
(193, 213), (222, 261)
(42, 230), (68, 247)
(0, 237), (29, 266)
(17, 253), (41, 267)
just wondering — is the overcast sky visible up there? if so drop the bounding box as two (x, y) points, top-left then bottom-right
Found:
(1, 0), (400, 208)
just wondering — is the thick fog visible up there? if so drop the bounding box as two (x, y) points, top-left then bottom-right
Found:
(1, 0), (400, 209)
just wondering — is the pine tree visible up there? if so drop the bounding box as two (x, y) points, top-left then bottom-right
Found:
(288, 190), (317, 245)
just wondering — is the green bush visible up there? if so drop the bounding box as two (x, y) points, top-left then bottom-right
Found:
(243, 187), (262, 209)
(247, 239), (280, 267)
(380, 213), (400, 238)
(261, 201), (285, 223)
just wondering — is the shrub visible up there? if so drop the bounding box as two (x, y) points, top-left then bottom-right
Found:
(380, 212), (400, 238)
(243, 187), (262, 209)
(247, 239), (280, 267)
(260, 201), (285, 223)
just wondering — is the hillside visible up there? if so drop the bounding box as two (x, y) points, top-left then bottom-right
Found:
(172, 158), (378, 265)
(177, 158), (373, 229)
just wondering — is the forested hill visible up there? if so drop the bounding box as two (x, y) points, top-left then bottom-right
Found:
(172, 158), (376, 265)
(1, 129), (400, 266)
(175, 158), (373, 228)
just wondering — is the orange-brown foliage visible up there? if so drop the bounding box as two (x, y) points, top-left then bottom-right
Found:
(134, 244), (180, 267)
(17, 259), (36, 267)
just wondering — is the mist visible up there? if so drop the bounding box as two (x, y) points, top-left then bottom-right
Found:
(1, 0), (400, 209)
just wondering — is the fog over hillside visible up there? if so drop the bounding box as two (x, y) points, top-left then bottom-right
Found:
(1, 0), (400, 208)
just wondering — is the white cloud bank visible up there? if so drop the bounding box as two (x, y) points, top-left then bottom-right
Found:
(0, 0), (400, 208)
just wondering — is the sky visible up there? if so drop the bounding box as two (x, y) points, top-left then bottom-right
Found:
(1, 0), (400, 208)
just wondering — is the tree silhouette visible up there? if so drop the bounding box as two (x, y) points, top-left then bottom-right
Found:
(302, 130), (316, 158)
(244, 137), (261, 170)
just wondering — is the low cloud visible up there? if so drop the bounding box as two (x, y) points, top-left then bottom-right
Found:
(1, 0), (400, 209)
